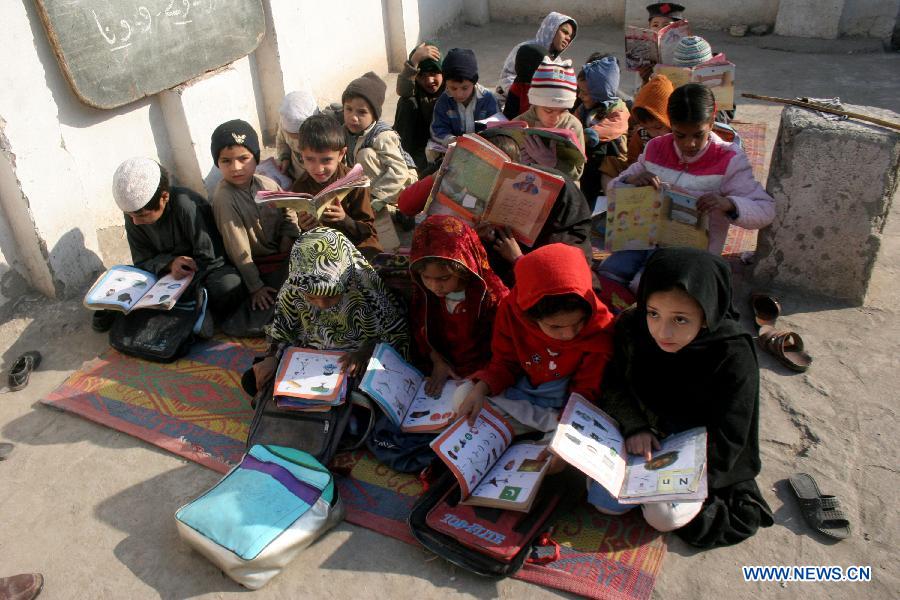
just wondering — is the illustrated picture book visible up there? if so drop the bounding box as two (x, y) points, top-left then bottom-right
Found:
(273, 347), (348, 410)
(83, 266), (193, 313)
(484, 123), (587, 174)
(549, 394), (707, 504)
(254, 163), (369, 218)
(654, 56), (736, 110)
(425, 134), (565, 247)
(359, 343), (459, 433)
(625, 19), (691, 71)
(431, 407), (552, 512)
(605, 184), (709, 252)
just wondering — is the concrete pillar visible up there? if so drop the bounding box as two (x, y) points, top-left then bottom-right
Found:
(775, 0), (844, 39)
(464, 0), (490, 25)
(384, 0), (421, 71)
(753, 105), (900, 305)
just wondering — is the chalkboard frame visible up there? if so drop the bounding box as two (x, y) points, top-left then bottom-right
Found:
(34, 0), (267, 109)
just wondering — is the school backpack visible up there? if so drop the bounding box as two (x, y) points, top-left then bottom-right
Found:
(358, 121), (418, 171)
(108, 286), (205, 362)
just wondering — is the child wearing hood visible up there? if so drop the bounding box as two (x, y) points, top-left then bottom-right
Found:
(244, 228), (408, 397)
(456, 243), (614, 433)
(590, 248), (774, 547)
(626, 74), (675, 165)
(276, 89), (319, 179)
(502, 43), (546, 120)
(575, 54), (631, 206)
(395, 42), (445, 173)
(497, 12), (578, 101)
(409, 215), (509, 396)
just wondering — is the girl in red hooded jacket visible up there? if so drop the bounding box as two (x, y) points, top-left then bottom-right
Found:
(409, 215), (509, 396)
(456, 243), (614, 432)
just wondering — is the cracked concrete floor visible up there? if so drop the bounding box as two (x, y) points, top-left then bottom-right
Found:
(1, 20), (899, 600)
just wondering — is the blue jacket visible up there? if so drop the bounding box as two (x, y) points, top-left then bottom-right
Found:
(430, 84), (499, 144)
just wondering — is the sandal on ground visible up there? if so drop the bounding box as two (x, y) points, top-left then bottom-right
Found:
(0, 573), (44, 600)
(8, 351), (42, 391)
(0, 442), (13, 460)
(750, 292), (781, 328)
(758, 326), (812, 372)
(789, 473), (851, 540)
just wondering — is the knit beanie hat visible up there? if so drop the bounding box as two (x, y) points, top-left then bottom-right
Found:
(342, 71), (387, 120)
(633, 74), (675, 127)
(112, 157), (162, 213)
(582, 56), (621, 109)
(413, 41), (443, 73)
(210, 119), (260, 164)
(279, 89), (319, 133)
(442, 48), (479, 83)
(514, 43), (547, 83)
(528, 58), (578, 109)
(674, 36), (713, 67)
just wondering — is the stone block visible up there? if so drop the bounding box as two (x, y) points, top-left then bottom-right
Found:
(753, 105), (900, 305)
(775, 0), (844, 39)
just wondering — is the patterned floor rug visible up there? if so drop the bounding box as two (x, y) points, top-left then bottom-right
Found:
(43, 338), (667, 600)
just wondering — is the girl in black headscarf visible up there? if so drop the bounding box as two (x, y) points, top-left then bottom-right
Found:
(588, 247), (773, 548)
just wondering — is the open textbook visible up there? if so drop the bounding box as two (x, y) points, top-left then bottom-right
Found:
(431, 407), (552, 512)
(654, 56), (736, 111)
(425, 134), (565, 247)
(625, 19), (691, 71)
(273, 347), (348, 411)
(550, 394), (707, 504)
(605, 184), (709, 252)
(359, 343), (459, 433)
(254, 163), (369, 218)
(83, 265), (193, 313)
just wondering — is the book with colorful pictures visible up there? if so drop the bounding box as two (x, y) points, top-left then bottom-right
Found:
(254, 163), (370, 218)
(358, 343), (459, 433)
(549, 394), (707, 504)
(430, 407), (552, 512)
(425, 134), (565, 247)
(272, 347), (348, 410)
(654, 55), (736, 111)
(483, 124), (587, 175)
(83, 265), (194, 313)
(625, 19), (692, 71)
(605, 184), (709, 252)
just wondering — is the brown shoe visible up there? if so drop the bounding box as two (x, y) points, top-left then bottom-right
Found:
(0, 573), (44, 600)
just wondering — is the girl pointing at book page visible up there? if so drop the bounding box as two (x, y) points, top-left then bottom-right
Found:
(589, 248), (773, 547)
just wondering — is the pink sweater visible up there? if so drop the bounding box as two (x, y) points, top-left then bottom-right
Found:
(609, 132), (775, 254)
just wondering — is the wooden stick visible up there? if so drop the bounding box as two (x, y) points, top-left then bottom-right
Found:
(741, 93), (900, 132)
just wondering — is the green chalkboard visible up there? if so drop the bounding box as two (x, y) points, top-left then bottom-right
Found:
(35, 0), (266, 109)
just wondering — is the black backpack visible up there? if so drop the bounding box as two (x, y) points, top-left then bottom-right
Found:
(108, 287), (203, 363)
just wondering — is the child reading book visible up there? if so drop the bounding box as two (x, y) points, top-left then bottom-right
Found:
(410, 215), (509, 394)
(634, 3), (688, 83)
(455, 243), (614, 433)
(590, 248), (774, 547)
(242, 228), (408, 397)
(599, 83), (774, 290)
(626, 74), (675, 165)
(497, 12), (578, 100)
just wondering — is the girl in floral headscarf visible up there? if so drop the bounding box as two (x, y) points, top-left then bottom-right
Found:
(409, 215), (508, 397)
(245, 227), (407, 395)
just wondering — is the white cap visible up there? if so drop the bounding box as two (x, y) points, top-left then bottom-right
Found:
(279, 89), (319, 133)
(112, 158), (162, 212)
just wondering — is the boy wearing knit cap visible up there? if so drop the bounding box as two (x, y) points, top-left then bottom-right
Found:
(342, 71), (418, 213)
(210, 119), (300, 325)
(673, 36), (713, 67)
(574, 54), (631, 206)
(100, 157), (245, 331)
(395, 42), (445, 173)
(276, 89), (319, 179)
(429, 48), (499, 148)
(626, 73), (675, 165)
(514, 57), (585, 180)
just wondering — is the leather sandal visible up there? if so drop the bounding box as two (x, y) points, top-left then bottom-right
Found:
(0, 573), (44, 600)
(758, 326), (812, 372)
(789, 473), (851, 540)
(8, 351), (42, 391)
(750, 292), (781, 328)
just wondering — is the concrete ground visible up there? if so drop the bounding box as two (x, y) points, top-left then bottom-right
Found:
(1, 22), (899, 600)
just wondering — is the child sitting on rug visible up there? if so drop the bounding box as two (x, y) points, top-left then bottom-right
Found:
(598, 84), (774, 291)
(455, 243), (614, 433)
(243, 228), (408, 397)
(211, 119), (300, 336)
(409, 215), (509, 395)
(590, 248), (774, 547)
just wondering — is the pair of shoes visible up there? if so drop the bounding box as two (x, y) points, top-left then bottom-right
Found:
(789, 473), (851, 540)
(92, 310), (116, 333)
(8, 351), (41, 391)
(0, 442), (13, 460)
(750, 293), (812, 372)
(0, 573), (44, 600)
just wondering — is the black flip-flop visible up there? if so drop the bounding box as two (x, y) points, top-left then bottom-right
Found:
(8, 351), (42, 391)
(789, 472), (851, 540)
(750, 292), (781, 328)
